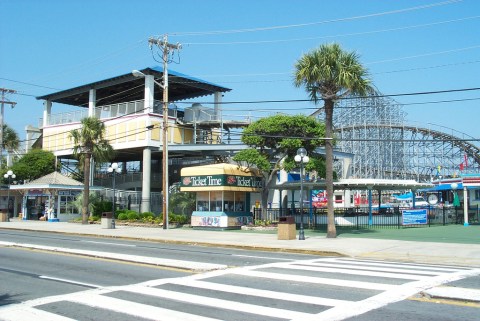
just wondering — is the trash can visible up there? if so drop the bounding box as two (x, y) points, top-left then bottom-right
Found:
(0, 211), (9, 222)
(277, 216), (296, 240)
(101, 212), (115, 229)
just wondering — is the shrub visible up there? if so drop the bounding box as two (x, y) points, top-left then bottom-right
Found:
(90, 215), (100, 222)
(126, 211), (139, 220)
(92, 200), (113, 217)
(117, 213), (128, 220)
(140, 211), (155, 219)
(169, 213), (188, 224)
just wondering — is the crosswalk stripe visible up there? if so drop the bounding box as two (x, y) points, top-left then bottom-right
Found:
(299, 261), (446, 276)
(282, 264), (428, 280)
(331, 258), (467, 272)
(126, 285), (314, 320)
(169, 278), (352, 306)
(231, 269), (396, 291)
(0, 306), (77, 321)
(67, 293), (222, 321)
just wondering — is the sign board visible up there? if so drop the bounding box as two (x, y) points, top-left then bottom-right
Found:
(181, 174), (263, 189)
(402, 209), (428, 225)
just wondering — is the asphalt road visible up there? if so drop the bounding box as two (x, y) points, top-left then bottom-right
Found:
(1, 230), (479, 321)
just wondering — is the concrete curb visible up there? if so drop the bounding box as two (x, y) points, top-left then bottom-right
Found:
(0, 241), (228, 272)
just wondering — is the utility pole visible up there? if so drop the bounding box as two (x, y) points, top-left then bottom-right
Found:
(148, 35), (181, 229)
(0, 88), (17, 169)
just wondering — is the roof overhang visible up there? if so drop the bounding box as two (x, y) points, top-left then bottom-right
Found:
(36, 67), (231, 106)
(274, 178), (433, 191)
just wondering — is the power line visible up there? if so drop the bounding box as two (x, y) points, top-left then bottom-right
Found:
(170, 0), (461, 36)
(184, 15), (480, 46)
(173, 86), (480, 106)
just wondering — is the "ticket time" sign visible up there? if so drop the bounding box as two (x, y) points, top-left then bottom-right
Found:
(181, 174), (263, 188)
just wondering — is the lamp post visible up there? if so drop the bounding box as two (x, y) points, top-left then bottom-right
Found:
(294, 148), (309, 240)
(133, 69), (169, 229)
(4, 170), (15, 218)
(108, 163), (121, 229)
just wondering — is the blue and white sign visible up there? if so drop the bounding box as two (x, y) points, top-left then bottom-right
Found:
(402, 209), (428, 225)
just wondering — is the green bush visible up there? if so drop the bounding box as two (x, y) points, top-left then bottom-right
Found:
(127, 211), (139, 220)
(92, 200), (113, 217)
(140, 211), (155, 219)
(169, 213), (188, 224)
(117, 213), (128, 220)
(90, 215), (100, 222)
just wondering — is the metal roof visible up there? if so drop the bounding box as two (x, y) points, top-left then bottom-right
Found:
(36, 66), (231, 107)
(10, 172), (102, 191)
(275, 178), (433, 191)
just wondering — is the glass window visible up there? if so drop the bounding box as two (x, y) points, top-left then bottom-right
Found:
(210, 191), (223, 211)
(196, 191), (209, 211)
(234, 192), (245, 212)
(224, 191), (235, 211)
(59, 195), (77, 215)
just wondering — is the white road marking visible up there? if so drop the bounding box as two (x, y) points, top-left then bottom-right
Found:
(0, 306), (77, 321)
(299, 261), (449, 275)
(232, 254), (295, 261)
(81, 240), (136, 247)
(126, 284), (313, 320)
(231, 269), (396, 291)
(68, 293), (222, 321)
(294, 267), (480, 321)
(283, 264), (428, 280)
(170, 278), (351, 306)
(0, 241), (227, 272)
(332, 258), (468, 272)
(38, 275), (102, 288)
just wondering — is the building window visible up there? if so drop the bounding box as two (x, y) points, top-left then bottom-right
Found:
(59, 195), (76, 215)
(475, 190), (480, 201)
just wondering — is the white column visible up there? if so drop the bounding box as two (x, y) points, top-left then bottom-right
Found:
(144, 75), (154, 114)
(43, 100), (52, 127)
(141, 147), (151, 213)
(344, 189), (352, 207)
(463, 186), (469, 226)
(88, 89), (96, 117)
(214, 92), (222, 120)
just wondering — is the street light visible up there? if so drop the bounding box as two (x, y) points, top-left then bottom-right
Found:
(294, 147), (309, 240)
(4, 170), (15, 218)
(132, 69), (169, 229)
(108, 163), (121, 229)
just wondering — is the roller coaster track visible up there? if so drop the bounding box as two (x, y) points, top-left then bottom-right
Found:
(335, 124), (480, 165)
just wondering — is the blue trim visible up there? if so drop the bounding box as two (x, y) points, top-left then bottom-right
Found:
(47, 218), (60, 222)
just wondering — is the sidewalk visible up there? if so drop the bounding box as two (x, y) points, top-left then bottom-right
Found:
(1, 219), (479, 267)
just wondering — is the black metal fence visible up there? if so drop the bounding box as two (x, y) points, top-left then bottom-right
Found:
(254, 205), (479, 229)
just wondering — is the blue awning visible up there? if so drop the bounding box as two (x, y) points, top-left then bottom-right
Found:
(419, 183), (479, 192)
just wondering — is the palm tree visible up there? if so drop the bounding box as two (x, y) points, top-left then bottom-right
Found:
(294, 43), (373, 238)
(70, 117), (114, 224)
(2, 124), (20, 167)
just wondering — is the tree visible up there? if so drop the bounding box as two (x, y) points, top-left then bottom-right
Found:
(294, 43), (373, 238)
(6, 149), (56, 182)
(169, 186), (196, 216)
(70, 117), (114, 224)
(233, 114), (326, 213)
(2, 124), (20, 168)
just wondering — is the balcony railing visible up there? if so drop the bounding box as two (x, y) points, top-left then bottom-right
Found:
(40, 100), (179, 127)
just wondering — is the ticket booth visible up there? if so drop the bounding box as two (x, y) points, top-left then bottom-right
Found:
(180, 163), (262, 229)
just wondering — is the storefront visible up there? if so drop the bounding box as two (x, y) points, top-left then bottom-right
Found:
(10, 172), (99, 222)
(180, 163), (262, 228)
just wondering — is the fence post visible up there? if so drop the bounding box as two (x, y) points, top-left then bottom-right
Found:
(397, 210), (401, 229)
(442, 206), (446, 226)
(356, 210), (359, 230)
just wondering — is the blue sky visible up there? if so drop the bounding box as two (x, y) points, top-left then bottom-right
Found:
(1, 0), (479, 143)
